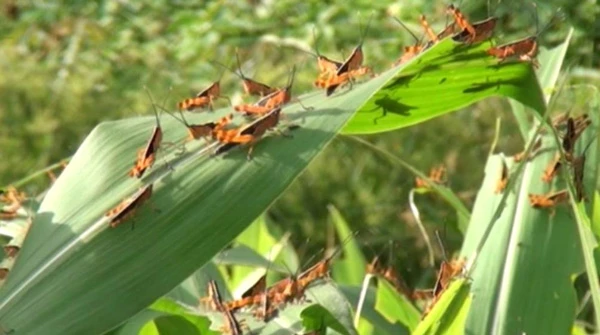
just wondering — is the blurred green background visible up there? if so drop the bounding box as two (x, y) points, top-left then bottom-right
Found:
(0, 0), (597, 286)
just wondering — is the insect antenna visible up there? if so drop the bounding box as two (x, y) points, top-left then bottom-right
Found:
(357, 11), (375, 48)
(286, 65), (296, 90)
(538, 7), (563, 38)
(312, 26), (324, 58)
(153, 102), (193, 129)
(310, 231), (360, 272)
(214, 58), (228, 83)
(212, 58), (243, 81)
(235, 51), (255, 82)
(148, 85), (173, 122)
(527, 2), (562, 38)
(392, 16), (422, 45)
(143, 87), (160, 125)
(435, 230), (448, 262)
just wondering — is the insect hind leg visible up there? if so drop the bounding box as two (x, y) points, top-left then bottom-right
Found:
(292, 97), (314, 111)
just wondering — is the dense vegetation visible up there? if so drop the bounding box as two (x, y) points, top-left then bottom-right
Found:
(0, 1), (598, 334)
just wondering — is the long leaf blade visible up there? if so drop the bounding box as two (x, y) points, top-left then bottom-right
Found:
(342, 39), (546, 135)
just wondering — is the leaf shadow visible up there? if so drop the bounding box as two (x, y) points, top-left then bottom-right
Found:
(463, 77), (525, 94)
(361, 95), (416, 125)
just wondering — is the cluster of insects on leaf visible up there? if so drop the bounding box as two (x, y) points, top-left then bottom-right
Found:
(363, 233), (466, 320)
(103, 13), (382, 230)
(97, 1), (564, 230)
(0, 187), (28, 280)
(493, 112), (595, 212)
(199, 235), (355, 334)
(530, 114), (594, 209)
(0, 159), (70, 280)
(390, 2), (559, 69)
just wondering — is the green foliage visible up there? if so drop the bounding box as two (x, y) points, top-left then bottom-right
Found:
(1, 1), (599, 335)
(373, 279), (420, 331)
(344, 40), (544, 134)
(0, 34), (547, 333)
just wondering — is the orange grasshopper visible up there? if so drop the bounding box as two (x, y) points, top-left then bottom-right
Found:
(4, 245), (19, 258)
(452, 16), (497, 44)
(223, 276), (277, 319)
(244, 276), (278, 321)
(46, 160), (69, 184)
(220, 308), (244, 335)
(487, 6), (561, 68)
(412, 232), (465, 304)
(419, 14), (456, 47)
(571, 136), (595, 202)
(0, 187), (25, 220)
(265, 233), (357, 309)
(128, 96), (164, 179)
(488, 36), (539, 67)
(541, 156), (561, 183)
(223, 244), (301, 315)
(223, 266), (294, 316)
(528, 189), (569, 209)
(222, 281), (264, 312)
(446, 4), (475, 41)
(200, 281), (245, 335)
(561, 116), (591, 160)
(224, 257), (303, 317)
(214, 53), (277, 98)
(161, 105), (232, 143)
(315, 15), (374, 96)
(420, 258), (466, 317)
(306, 27), (344, 83)
(495, 159), (508, 194)
(296, 233), (357, 291)
(514, 138), (542, 163)
(415, 165), (447, 189)
(105, 185), (154, 228)
(223, 235), (354, 317)
(200, 280), (226, 312)
(542, 115), (591, 183)
(391, 17), (425, 66)
(366, 254), (413, 301)
(228, 275), (269, 313)
(177, 67), (231, 111)
(215, 107), (291, 160)
(234, 66), (310, 117)
(445, 3), (498, 44)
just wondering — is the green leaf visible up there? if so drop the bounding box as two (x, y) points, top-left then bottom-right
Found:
(300, 304), (351, 335)
(230, 215), (278, 290)
(339, 285), (408, 335)
(329, 205), (368, 286)
(374, 278), (421, 331)
(148, 299), (210, 335)
(571, 323), (587, 335)
(0, 61), (401, 334)
(145, 316), (202, 335)
(110, 310), (169, 335)
(111, 298), (212, 335)
(412, 279), (471, 335)
(558, 92), (600, 330)
(461, 143), (585, 334)
(593, 191), (600, 238)
(342, 39), (546, 135)
(509, 29), (573, 139)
